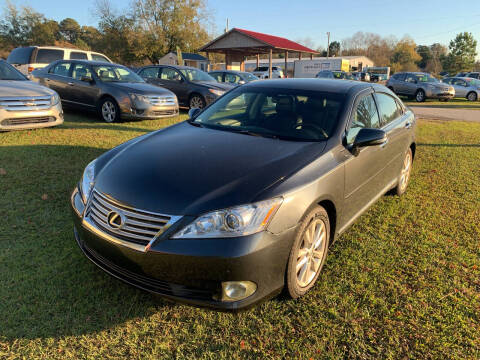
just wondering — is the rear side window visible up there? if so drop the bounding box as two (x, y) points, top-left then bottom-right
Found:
(209, 72), (223, 82)
(347, 94), (380, 144)
(225, 73), (241, 84)
(376, 93), (402, 126)
(70, 51), (88, 60)
(49, 62), (72, 77)
(91, 54), (109, 62)
(139, 67), (159, 79)
(392, 73), (406, 81)
(7, 47), (34, 65)
(36, 49), (64, 64)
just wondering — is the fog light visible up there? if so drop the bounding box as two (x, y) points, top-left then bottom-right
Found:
(220, 281), (257, 302)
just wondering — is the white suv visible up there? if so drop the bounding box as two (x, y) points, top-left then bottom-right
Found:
(252, 66), (285, 79)
(7, 46), (112, 75)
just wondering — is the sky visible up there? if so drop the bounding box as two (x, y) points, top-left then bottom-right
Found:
(4, 0), (480, 56)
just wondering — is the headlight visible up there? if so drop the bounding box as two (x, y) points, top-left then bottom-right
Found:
(80, 159), (97, 203)
(129, 93), (150, 104)
(50, 92), (60, 106)
(208, 89), (225, 97)
(173, 198), (283, 239)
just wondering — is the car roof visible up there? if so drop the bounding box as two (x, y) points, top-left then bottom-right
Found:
(242, 78), (373, 94)
(141, 65), (198, 70)
(52, 59), (119, 66)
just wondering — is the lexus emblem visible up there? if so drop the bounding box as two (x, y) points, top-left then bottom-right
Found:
(107, 211), (126, 230)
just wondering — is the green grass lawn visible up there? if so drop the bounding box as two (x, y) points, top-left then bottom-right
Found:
(1, 112), (479, 359)
(403, 97), (480, 109)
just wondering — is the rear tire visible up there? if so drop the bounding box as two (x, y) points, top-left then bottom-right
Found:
(415, 89), (426, 102)
(393, 148), (413, 196)
(99, 97), (120, 123)
(286, 206), (329, 299)
(467, 92), (478, 101)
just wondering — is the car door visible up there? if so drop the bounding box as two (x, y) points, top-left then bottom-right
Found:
(42, 61), (73, 99)
(390, 73), (406, 94)
(67, 62), (100, 108)
(158, 67), (189, 105)
(343, 91), (391, 223)
(452, 78), (467, 97)
(374, 92), (412, 185)
(403, 73), (419, 96)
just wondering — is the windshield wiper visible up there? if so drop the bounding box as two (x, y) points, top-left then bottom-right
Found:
(188, 120), (204, 127)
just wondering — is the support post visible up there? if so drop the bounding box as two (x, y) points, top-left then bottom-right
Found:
(240, 56), (245, 72)
(310, 53), (313, 60)
(268, 49), (272, 79)
(285, 51), (288, 78)
(256, 54), (259, 68)
(299, 52), (302, 60)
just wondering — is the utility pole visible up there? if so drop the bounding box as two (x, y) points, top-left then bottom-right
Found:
(326, 32), (331, 58)
(225, 18), (229, 33)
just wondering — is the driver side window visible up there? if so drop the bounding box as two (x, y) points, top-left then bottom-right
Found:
(160, 68), (181, 81)
(346, 94), (380, 144)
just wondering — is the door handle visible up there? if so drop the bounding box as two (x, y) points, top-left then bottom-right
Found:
(405, 122), (412, 129)
(67, 82), (74, 86)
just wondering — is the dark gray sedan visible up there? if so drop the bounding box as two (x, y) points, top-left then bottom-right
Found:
(71, 79), (416, 309)
(32, 60), (179, 122)
(137, 65), (234, 109)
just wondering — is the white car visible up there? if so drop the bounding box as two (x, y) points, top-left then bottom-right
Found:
(252, 66), (284, 79)
(7, 46), (112, 75)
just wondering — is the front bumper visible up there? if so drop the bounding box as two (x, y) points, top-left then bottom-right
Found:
(426, 88), (455, 99)
(71, 188), (295, 310)
(121, 104), (179, 120)
(0, 102), (63, 131)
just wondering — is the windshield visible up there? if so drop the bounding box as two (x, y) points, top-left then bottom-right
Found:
(415, 74), (438, 83)
(0, 60), (27, 80)
(254, 67), (269, 72)
(242, 72), (258, 81)
(93, 65), (144, 83)
(180, 68), (215, 82)
(193, 87), (344, 141)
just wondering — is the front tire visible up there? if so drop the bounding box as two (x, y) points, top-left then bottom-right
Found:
(189, 94), (206, 109)
(286, 206), (329, 299)
(467, 92), (478, 102)
(415, 89), (426, 102)
(99, 97), (120, 123)
(393, 148), (413, 196)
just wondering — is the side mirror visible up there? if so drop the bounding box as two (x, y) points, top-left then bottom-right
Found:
(188, 107), (201, 119)
(352, 128), (387, 155)
(81, 76), (94, 83)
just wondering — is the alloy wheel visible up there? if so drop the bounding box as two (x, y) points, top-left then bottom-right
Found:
(190, 96), (204, 109)
(102, 101), (116, 123)
(415, 90), (425, 102)
(399, 150), (412, 192)
(296, 219), (327, 288)
(468, 92), (477, 101)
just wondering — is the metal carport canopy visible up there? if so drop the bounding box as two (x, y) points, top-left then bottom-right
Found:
(199, 28), (319, 77)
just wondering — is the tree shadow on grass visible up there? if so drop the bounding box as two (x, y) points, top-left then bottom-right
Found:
(0, 145), (178, 340)
(418, 143), (480, 148)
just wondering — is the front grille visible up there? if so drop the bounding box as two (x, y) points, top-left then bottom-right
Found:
(81, 240), (215, 301)
(0, 96), (52, 111)
(1, 116), (55, 126)
(146, 95), (177, 106)
(85, 190), (172, 246)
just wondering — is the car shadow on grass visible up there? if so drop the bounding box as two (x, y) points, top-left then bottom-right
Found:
(418, 142), (480, 148)
(0, 145), (178, 340)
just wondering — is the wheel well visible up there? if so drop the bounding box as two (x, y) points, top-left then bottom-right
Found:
(97, 94), (117, 108)
(318, 200), (336, 243)
(467, 91), (477, 98)
(410, 142), (416, 160)
(189, 92), (204, 101)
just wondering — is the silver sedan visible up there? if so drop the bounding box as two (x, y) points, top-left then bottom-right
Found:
(442, 77), (480, 101)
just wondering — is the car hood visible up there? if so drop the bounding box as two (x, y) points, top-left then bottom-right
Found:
(94, 122), (326, 215)
(0, 80), (55, 97)
(192, 81), (234, 91)
(107, 82), (174, 95)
